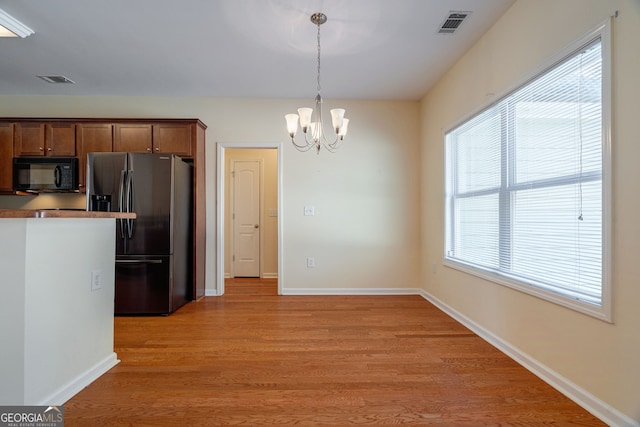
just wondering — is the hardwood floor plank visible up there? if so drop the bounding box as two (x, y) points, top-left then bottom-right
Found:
(64, 278), (605, 426)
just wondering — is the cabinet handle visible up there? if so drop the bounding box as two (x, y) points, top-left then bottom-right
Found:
(155, 147), (159, 151)
(39, 147), (44, 151)
(146, 147), (152, 152)
(47, 147), (52, 151)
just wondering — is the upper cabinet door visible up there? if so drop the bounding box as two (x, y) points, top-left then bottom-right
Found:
(46, 123), (76, 156)
(114, 124), (153, 153)
(14, 123), (46, 156)
(0, 123), (14, 192)
(153, 123), (192, 157)
(77, 123), (114, 191)
(14, 123), (76, 156)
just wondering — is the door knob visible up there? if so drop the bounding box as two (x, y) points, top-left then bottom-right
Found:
(254, 224), (259, 228)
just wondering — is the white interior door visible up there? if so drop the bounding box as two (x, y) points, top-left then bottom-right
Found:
(232, 160), (261, 277)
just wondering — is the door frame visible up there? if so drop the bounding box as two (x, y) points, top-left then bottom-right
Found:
(216, 142), (283, 295)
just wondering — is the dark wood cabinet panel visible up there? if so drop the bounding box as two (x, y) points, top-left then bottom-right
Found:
(77, 123), (114, 190)
(0, 123), (14, 192)
(153, 123), (192, 157)
(14, 123), (46, 156)
(14, 123), (76, 157)
(114, 124), (153, 153)
(192, 123), (206, 300)
(114, 123), (192, 157)
(46, 123), (76, 156)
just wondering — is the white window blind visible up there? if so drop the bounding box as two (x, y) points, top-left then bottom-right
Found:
(445, 26), (611, 319)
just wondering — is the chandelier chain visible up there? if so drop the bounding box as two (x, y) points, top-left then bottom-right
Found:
(316, 19), (322, 96)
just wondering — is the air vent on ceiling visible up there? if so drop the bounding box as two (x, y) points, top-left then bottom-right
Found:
(438, 11), (470, 34)
(37, 75), (75, 84)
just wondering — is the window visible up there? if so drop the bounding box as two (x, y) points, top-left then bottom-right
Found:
(444, 22), (611, 321)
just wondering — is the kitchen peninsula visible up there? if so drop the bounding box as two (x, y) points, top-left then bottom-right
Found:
(0, 209), (134, 405)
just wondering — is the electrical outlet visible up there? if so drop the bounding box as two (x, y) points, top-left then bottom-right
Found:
(304, 205), (315, 216)
(91, 270), (102, 291)
(307, 257), (315, 268)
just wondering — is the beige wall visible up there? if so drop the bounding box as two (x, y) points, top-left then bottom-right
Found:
(0, 97), (422, 294)
(224, 148), (278, 278)
(420, 0), (640, 422)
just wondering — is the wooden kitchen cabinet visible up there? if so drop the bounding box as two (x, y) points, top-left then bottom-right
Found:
(14, 123), (45, 156)
(114, 123), (153, 153)
(153, 123), (192, 157)
(47, 123), (77, 156)
(0, 122), (14, 192)
(14, 122), (76, 157)
(114, 123), (192, 157)
(76, 123), (114, 190)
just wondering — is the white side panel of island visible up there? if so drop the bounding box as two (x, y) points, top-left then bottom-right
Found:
(0, 220), (27, 404)
(0, 218), (119, 405)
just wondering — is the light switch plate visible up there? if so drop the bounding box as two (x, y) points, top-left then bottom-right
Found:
(304, 205), (315, 216)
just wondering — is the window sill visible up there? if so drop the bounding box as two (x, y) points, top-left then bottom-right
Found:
(442, 259), (612, 323)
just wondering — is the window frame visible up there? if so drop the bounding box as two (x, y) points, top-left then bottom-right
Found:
(442, 19), (612, 322)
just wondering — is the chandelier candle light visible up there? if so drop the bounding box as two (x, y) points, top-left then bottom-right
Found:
(285, 12), (349, 154)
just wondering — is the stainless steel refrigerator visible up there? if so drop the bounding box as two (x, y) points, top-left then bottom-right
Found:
(86, 153), (193, 315)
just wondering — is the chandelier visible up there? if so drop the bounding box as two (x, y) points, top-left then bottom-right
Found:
(285, 12), (349, 154)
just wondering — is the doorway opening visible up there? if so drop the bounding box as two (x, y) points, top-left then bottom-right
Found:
(216, 142), (283, 296)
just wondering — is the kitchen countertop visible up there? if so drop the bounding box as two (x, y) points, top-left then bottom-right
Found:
(0, 209), (136, 219)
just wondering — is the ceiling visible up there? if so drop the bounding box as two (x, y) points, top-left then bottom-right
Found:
(0, 0), (515, 101)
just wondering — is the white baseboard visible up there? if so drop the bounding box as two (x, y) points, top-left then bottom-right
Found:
(223, 273), (278, 279)
(206, 286), (411, 297)
(41, 353), (119, 405)
(417, 289), (638, 427)
(281, 287), (419, 295)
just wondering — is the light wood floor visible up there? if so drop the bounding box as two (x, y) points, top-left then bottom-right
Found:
(64, 278), (605, 426)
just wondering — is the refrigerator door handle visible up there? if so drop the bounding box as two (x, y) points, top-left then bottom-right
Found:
(128, 170), (135, 213)
(119, 170), (127, 213)
(126, 170), (135, 239)
(118, 170), (127, 239)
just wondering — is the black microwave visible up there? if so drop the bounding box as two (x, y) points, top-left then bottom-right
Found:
(13, 157), (79, 192)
